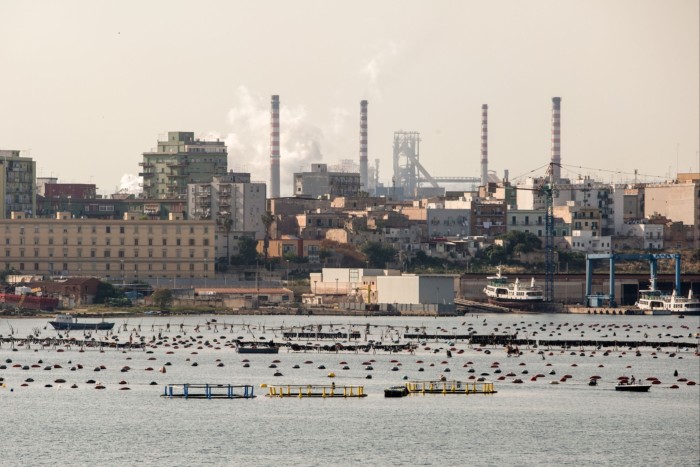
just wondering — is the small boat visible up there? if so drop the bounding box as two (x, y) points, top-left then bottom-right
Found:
(384, 386), (409, 398)
(588, 378), (598, 387)
(615, 381), (651, 392)
(49, 314), (114, 331)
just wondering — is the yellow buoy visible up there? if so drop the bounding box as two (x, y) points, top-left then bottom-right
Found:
(328, 372), (336, 378)
(260, 383), (267, 388)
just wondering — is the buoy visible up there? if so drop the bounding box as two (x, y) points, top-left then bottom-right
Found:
(328, 372), (336, 378)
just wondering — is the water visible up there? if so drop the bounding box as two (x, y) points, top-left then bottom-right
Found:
(1, 313), (698, 466)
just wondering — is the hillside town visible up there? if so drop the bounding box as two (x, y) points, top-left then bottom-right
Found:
(1, 118), (699, 315)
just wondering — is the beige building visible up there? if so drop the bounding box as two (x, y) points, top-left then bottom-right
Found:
(2, 212), (215, 280)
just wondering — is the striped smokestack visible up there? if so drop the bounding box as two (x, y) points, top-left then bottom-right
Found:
(480, 104), (488, 186)
(551, 97), (561, 183)
(360, 100), (368, 190)
(270, 95), (280, 198)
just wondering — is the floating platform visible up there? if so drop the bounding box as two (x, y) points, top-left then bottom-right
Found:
(265, 384), (367, 398)
(405, 380), (496, 395)
(162, 383), (256, 399)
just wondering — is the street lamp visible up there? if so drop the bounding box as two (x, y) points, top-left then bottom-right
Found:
(335, 278), (339, 294)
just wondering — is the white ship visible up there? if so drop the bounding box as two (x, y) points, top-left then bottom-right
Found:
(635, 288), (700, 315)
(483, 267), (544, 307)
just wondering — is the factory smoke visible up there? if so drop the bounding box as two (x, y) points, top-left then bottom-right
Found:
(223, 86), (350, 196)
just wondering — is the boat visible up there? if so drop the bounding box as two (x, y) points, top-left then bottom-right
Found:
(635, 287), (700, 316)
(384, 386), (409, 397)
(483, 266), (544, 307)
(49, 314), (114, 331)
(615, 381), (651, 392)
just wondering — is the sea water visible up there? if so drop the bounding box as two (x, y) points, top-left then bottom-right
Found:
(1, 313), (698, 466)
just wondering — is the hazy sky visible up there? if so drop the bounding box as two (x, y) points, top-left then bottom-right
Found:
(1, 0), (698, 196)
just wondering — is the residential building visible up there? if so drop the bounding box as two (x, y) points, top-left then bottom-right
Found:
(2, 211), (215, 279)
(140, 131), (227, 199)
(293, 164), (360, 198)
(188, 172), (266, 262)
(0, 150), (36, 219)
(470, 198), (506, 237)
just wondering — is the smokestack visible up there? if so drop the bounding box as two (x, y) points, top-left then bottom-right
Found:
(480, 104), (488, 186)
(360, 100), (369, 190)
(551, 97), (561, 183)
(270, 95), (280, 198)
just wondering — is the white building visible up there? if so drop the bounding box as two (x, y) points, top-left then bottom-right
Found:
(376, 274), (456, 305)
(566, 230), (612, 253)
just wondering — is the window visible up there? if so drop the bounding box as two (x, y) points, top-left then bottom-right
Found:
(104, 250), (111, 257)
(106, 226), (111, 234)
(48, 238), (53, 245)
(134, 238), (139, 246)
(119, 226), (125, 234)
(163, 239), (167, 246)
(188, 239), (195, 246)
(176, 239), (181, 246)
(203, 239), (209, 246)
(118, 250), (125, 258)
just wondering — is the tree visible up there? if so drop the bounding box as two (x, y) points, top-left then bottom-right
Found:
(231, 236), (259, 265)
(151, 288), (174, 309)
(361, 241), (398, 269)
(261, 211), (275, 261)
(499, 231), (542, 256)
(484, 244), (508, 265)
(94, 282), (125, 304)
(216, 214), (233, 266)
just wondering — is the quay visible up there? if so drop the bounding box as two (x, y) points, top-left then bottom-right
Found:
(0, 336), (146, 350)
(162, 383), (256, 399)
(265, 384), (367, 398)
(405, 380), (496, 395)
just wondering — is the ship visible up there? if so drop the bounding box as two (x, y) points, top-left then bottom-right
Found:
(483, 266), (544, 307)
(635, 288), (700, 316)
(49, 314), (115, 331)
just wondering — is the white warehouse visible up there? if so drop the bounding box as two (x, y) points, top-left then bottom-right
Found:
(377, 274), (456, 306)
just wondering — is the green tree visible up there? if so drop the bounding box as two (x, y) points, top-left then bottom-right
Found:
(261, 211), (275, 261)
(93, 281), (125, 304)
(484, 244), (508, 264)
(151, 288), (174, 309)
(231, 236), (259, 265)
(361, 241), (398, 268)
(499, 231), (542, 256)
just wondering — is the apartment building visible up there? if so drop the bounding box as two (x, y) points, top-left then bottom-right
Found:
(140, 131), (227, 199)
(0, 150), (36, 219)
(2, 212), (215, 280)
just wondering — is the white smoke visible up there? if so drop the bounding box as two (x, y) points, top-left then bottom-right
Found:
(224, 86), (351, 196)
(117, 173), (142, 195)
(361, 41), (400, 99)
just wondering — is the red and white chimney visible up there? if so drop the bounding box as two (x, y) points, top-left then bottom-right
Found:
(480, 104), (488, 186)
(551, 97), (561, 183)
(270, 95), (280, 198)
(360, 100), (368, 190)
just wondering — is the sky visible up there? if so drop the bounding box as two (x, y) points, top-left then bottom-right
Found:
(1, 0), (698, 196)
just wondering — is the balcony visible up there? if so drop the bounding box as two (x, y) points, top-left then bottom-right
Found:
(139, 172), (155, 178)
(167, 161), (188, 167)
(139, 162), (154, 168)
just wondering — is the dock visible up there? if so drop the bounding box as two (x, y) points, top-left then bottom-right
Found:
(405, 380), (496, 395)
(454, 298), (510, 313)
(265, 384), (367, 398)
(162, 383), (256, 399)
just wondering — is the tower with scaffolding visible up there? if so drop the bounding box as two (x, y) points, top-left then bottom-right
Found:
(391, 131), (479, 200)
